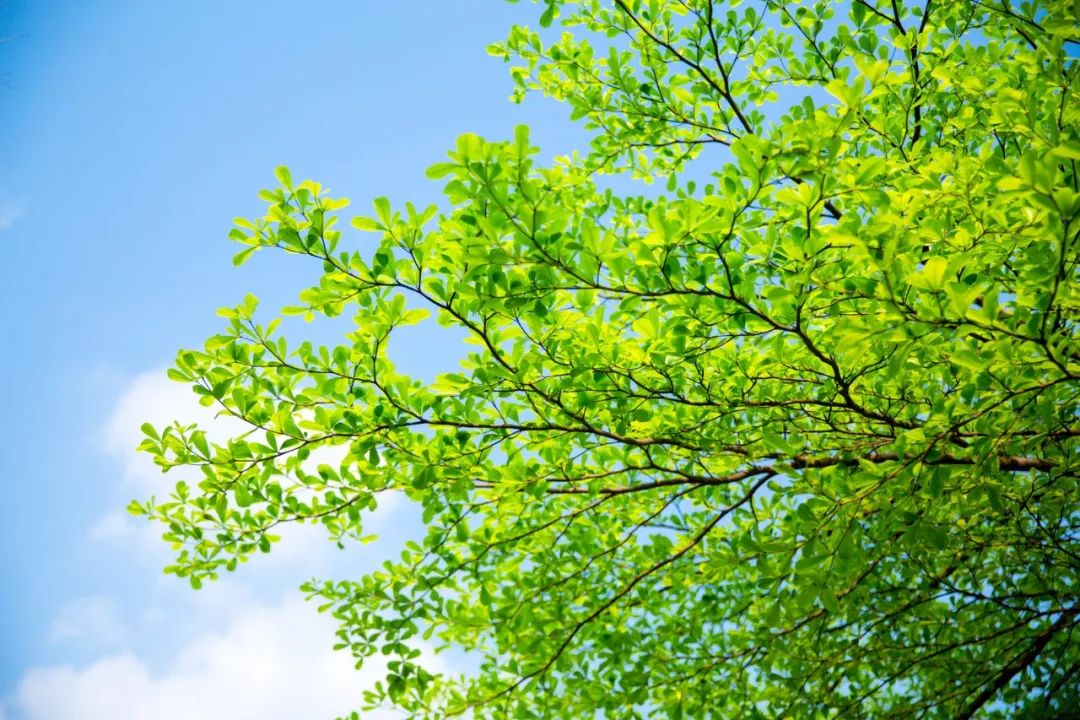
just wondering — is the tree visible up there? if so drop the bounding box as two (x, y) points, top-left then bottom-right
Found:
(132, 1), (1080, 717)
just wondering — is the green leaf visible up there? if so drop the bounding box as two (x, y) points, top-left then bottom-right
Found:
(911, 257), (949, 290)
(234, 485), (254, 508)
(352, 216), (381, 232)
(539, 4), (554, 27)
(373, 197), (392, 226)
(425, 163), (459, 179)
(432, 373), (470, 396)
(1051, 140), (1080, 160)
(274, 165), (293, 189)
(232, 246), (258, 266)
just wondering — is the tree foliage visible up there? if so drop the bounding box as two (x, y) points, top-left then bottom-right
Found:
(133, 1), (1080, 717)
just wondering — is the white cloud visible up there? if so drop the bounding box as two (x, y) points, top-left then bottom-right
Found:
(102, 371), (403, 499)
(47, 596), (128, 649)
(87, 510), (162, 548)
(100, 369), (407, 535)
(87, 505), (379, 577)
(12, 368), (433, 720)
(15, 596), (437, 720)
(0, 193), (23, 231)
(103, 370), (246, 494)
(87, 511), (131, 541)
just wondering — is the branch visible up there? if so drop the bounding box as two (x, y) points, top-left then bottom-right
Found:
(955, 608), (1077, 720)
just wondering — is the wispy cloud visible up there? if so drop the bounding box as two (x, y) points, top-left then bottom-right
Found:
(0, 194), (24, 231)
(47, 596), (129, 649)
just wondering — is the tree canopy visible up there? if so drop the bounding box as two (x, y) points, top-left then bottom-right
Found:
(133, 1), (1080, 717)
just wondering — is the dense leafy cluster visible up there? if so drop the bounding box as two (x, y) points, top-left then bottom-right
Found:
(134, 1), (1080, 717)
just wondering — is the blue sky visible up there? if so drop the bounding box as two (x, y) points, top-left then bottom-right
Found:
(0, 1), (590, 716)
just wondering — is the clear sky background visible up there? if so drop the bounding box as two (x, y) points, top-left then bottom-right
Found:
(0, 2), (591, 717)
